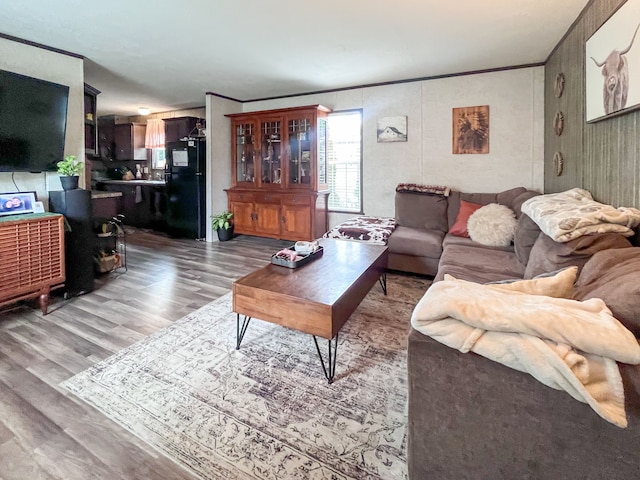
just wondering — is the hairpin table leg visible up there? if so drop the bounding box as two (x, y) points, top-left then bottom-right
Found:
(236, 314), (251, 350)
(313, 334), (338, 384)
(378, 272), (387, 295)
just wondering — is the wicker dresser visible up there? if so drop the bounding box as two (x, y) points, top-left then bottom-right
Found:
(0, 213), (65, 314)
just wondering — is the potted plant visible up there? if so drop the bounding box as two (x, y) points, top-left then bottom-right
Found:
(211, 210), (234, 241)
(57, 155), (83, 191)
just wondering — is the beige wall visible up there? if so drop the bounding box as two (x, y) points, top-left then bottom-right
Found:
(205, 94), (241, 242)
(0, 37), (84, 206)
(211, 66), (545, 228)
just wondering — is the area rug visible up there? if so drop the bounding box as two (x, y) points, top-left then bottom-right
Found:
(62, 273), (430, 480)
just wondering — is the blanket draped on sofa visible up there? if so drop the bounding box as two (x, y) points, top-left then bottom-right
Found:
(411, 275), (640, 427)
(521, 188), (640, 242)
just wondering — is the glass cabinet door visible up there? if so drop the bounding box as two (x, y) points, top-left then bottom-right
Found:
(287, 116), (312, 186)
(235, 122), (256, 184)
(317, 117), (327, 190)
(260, 120), (282, 185)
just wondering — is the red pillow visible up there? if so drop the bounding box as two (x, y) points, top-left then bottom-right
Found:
(449, 200), (483, 237)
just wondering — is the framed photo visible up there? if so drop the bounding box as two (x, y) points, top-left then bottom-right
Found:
(0, 191), (36, 217)
(377, 116), (407, 142)
(585, 0), (640, 122)
(452, 105), (490, 154)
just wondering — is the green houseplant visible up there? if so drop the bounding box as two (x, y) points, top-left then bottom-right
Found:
(211, 210), (234, 241)
(57, 155), (83, 191)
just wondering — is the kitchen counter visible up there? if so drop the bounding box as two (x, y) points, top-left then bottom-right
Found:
(91, 191), (123, 199)
(98, 180), (166, 186)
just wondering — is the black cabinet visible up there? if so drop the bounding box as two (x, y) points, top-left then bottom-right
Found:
(49, 190), (95, 297)
(114, 123), (147, 160)
(163, 117), (203, 143)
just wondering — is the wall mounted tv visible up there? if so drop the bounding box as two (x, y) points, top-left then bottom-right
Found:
(0, 69), (69, 172)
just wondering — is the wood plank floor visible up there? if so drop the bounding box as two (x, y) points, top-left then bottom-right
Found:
(0, 231), (292, 480)
(0, 232), (430, 479)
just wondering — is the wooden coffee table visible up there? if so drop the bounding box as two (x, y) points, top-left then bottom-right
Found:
(232, 238), (388, 383)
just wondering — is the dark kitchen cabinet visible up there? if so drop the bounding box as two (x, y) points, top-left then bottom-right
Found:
(163, 116), (203, 143)
(98, 116), (116, 160)
(84, 83), (100, 156)
(114, 123), (147, 160)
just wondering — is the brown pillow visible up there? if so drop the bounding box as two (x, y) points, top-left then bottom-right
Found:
(524, 232), (632, 279)
(574, 247), (640, 336)
(449, 200), (482, 237)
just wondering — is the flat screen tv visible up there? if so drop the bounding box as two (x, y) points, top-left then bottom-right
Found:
(0, 69), (69, 172)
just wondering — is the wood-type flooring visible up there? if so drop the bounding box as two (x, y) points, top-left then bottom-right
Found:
(0, 231), (291, 480)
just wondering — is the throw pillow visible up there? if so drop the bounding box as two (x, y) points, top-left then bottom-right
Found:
(449, 200), (482, 237)
(467, 203), (518, 247)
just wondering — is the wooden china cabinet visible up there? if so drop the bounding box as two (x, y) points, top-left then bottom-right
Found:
(225, 105), (331, 241)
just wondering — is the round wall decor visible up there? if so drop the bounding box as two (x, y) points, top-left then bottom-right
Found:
(553, 151), (564, 176)
(553, 111), (565, 136)
(554, 73), (565, 98)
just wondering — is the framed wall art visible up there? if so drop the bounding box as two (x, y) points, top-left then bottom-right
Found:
(585, 0), (640, 122)
(377, 116), (407, 142)
(452, 105), (489, 154)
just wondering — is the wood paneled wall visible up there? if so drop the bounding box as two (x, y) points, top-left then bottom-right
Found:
(545, 0), (640, 208)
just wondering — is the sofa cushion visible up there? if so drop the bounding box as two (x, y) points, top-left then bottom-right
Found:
(442, 233), (514, 252)
(511, 190), (540, 217)
(524, 232), (633, 279)
(514, 214), (542, 266)
(467, 203), (518, 247)
(496, 187), (527, 210)
(436, 244), (525, 282)
(573, 247), (640, 336)
(387, 225), (445, 258)
(449, 200), (482, 237)
(395, 192), (449, 232)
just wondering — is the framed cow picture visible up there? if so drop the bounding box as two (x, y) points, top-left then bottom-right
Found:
(586, 0), (640, 122)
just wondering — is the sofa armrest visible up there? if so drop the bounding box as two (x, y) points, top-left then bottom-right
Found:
(407, 328), (640, 479)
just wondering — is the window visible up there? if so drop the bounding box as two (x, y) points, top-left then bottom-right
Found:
(327, 110), (362, 212)
(152, 147), (166, 169)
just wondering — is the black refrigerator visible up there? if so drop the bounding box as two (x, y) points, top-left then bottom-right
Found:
(165, 139), (206, 239)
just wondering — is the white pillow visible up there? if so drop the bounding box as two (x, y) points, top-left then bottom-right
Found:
(467, 203), (518, 247)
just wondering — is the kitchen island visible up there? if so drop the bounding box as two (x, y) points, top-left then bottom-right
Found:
(96, 180), (166, 230)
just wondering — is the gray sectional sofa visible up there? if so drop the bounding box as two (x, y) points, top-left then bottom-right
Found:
(387, 187), (640, 479)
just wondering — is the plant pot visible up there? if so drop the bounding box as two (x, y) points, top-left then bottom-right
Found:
(60, 175), (79, 191)
(216, 226), (234, 242)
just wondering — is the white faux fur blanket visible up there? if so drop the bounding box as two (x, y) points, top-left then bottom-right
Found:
(411, 276), (640, 427)
(521, 188), (640, 242)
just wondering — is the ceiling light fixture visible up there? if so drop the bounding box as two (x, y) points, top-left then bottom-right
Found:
(138, 107), (150, 115)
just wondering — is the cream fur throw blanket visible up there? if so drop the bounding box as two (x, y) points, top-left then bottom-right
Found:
(411, 272), (640, 427)
(521, 188), (640, 242)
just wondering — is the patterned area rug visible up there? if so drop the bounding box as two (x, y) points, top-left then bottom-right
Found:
(62, 273), (430, 480)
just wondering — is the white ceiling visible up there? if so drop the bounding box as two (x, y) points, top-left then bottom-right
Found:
(0, 0), (589, 116)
